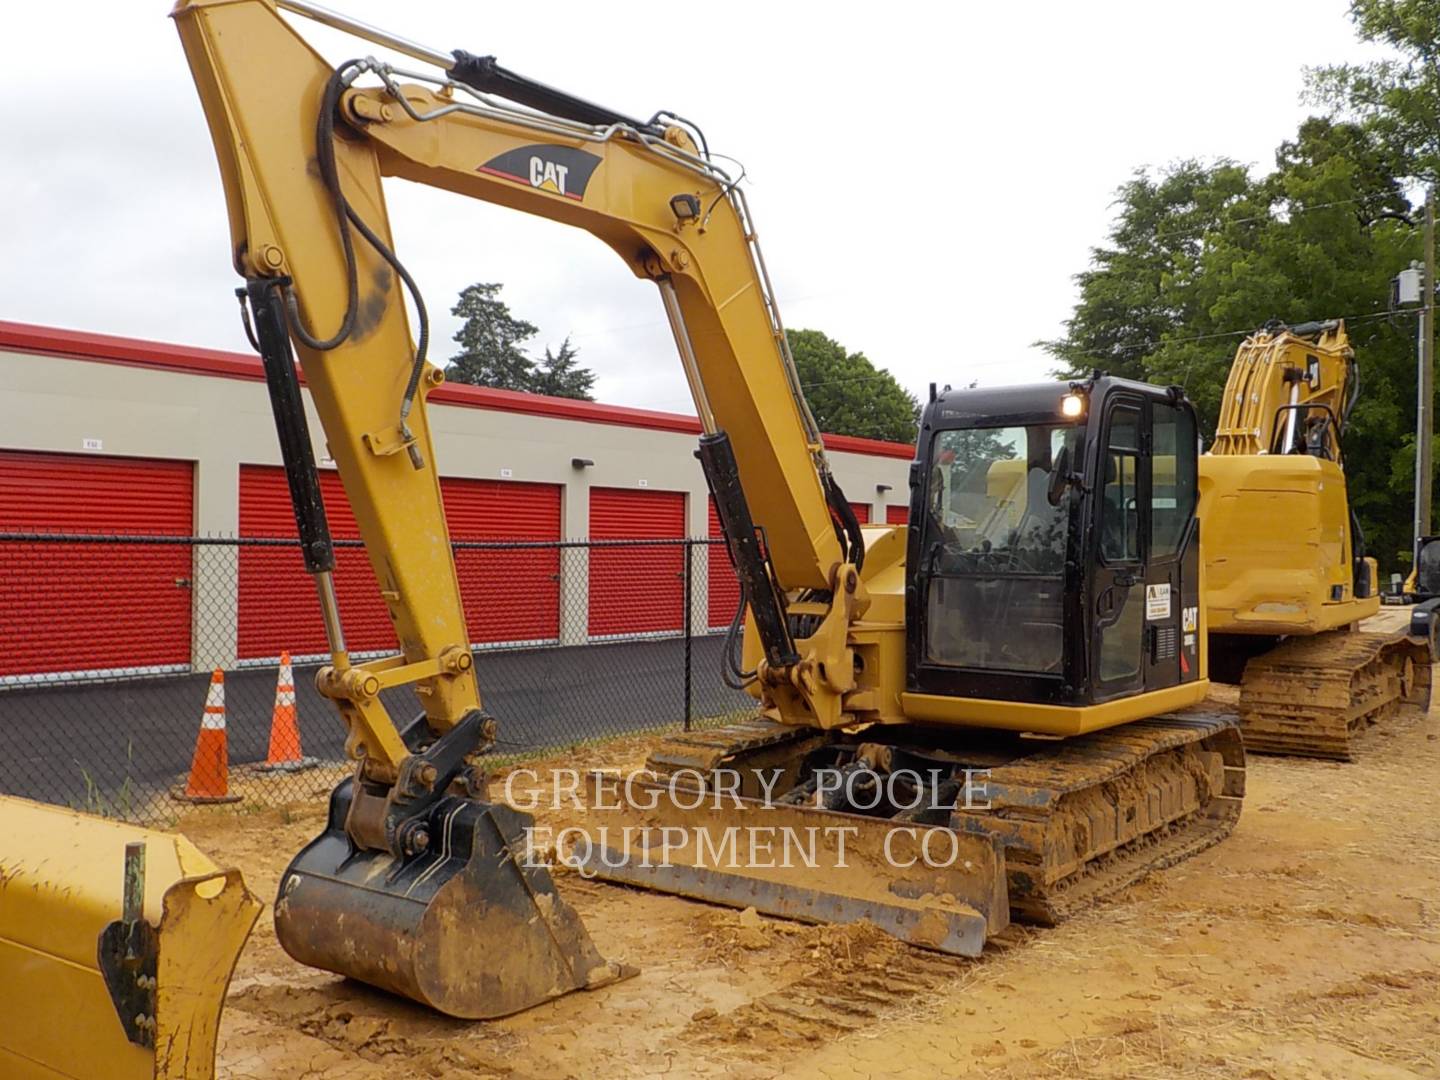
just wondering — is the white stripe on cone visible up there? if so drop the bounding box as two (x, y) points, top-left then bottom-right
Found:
(201, 672), (226, 730)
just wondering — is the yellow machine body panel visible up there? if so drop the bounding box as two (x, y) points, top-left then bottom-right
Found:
(1201, 321), (1378, 636)
(902, 680), (1209, 736)
(0, 797), (260, 1080)
(1200, 453), (1379, 635)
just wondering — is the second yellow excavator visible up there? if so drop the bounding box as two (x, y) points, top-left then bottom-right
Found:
(1200, 320), (1434, 759)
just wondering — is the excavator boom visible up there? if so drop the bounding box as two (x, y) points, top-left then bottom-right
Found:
(172, 0), (874, 1017)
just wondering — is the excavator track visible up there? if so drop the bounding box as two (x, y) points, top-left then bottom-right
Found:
(637, 711), (1244, 932)
(1238, 629), (1433, 760)
(953, 711), (1244, 924)
(647, 718), (824, 778)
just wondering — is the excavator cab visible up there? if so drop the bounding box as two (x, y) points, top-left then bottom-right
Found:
(907, 376), (1204, 712)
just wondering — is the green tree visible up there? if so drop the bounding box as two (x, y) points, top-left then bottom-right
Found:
(1045, 161), (1264, 388)
(533, 337), (596, 401)
(446, 283), (597, 398)
(1307, 0), (1440, 185)
(1044, 119), (1422, 570)
(786, 328), (919, 444)
(447, 283), (538, 390)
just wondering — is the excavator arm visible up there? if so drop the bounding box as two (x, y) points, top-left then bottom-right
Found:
(175, 0), (863, 760)
(172, 0), (868, 1018)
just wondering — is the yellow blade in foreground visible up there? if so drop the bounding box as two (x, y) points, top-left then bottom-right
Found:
(0, 796), (260, 1080)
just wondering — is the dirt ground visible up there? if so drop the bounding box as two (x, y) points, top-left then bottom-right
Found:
(184, 609), (1440, 1080)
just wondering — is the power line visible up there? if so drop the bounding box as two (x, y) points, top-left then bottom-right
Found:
(639, 306), (1420, 413)
(1113, 306), (1413, 360)
(1221, 194), (1409, 228)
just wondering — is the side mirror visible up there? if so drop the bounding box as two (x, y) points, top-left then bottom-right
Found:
(1047, 445), (1073, 507)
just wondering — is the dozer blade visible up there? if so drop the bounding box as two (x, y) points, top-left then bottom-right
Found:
(274, 779), (632, 1020)
(579, 713), (1243, 943)
(572, 778), (1009, 956)
(0, 795), (260, 1080)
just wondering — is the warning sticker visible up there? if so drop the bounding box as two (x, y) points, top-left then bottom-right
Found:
(1146, 584), (1172, 621)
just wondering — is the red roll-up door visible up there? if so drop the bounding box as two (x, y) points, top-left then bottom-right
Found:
(443, 477), (562, 646)
(886, 504), (908, 525)
(849, 502), (871, 524)
(706, 498), (741, 632)
(0, 450), (194, 677)
(237, 465), (394, 660)
(588, 487), (686, 638)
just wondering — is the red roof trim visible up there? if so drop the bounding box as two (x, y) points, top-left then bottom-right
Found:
(0, 319), (915, 459)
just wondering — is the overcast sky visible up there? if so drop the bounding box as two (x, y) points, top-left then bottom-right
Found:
(0, 1), (1390, 416)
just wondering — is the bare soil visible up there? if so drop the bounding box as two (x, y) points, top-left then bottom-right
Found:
(185, 610), (1440, 1079)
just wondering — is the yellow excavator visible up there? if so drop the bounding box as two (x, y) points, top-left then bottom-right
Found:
(155, 0), (1243, 1025)
(15, 5), (1427, 1070)
(1200, 320), (1434, 758)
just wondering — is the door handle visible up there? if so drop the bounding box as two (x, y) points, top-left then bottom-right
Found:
(1114, 571), (1139, 587)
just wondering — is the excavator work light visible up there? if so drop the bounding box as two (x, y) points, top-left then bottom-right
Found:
(670, 193), (701, 221)
(1061, 393), (1085, 418)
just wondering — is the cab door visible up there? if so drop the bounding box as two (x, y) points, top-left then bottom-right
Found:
(1091, 397), (1147, 700)
(1142, 399), (1198, 691)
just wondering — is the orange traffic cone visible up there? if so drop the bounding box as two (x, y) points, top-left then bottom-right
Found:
(173, 668), (242, 803)
(257, 651), (317, 772)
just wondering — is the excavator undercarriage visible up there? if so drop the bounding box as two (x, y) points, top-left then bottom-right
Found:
(1234, 628), (1433, 760)
(578, 711), (1244, 951)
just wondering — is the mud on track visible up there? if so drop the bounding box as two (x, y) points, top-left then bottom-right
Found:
(185, 611), (1440, 1079)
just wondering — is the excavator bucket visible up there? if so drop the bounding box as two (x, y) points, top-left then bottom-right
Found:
(274, 779), (633, 1019)
(0, 796), (260, 1080)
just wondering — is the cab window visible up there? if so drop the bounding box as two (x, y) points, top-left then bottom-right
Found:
(1151, 402), (1196, 559)
(1099, 406), (1141, 564)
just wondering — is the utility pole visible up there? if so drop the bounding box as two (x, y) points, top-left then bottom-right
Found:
(1417, 189), (1436, 551)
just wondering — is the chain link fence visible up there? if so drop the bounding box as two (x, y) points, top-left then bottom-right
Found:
(0, 532), (753, 821)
